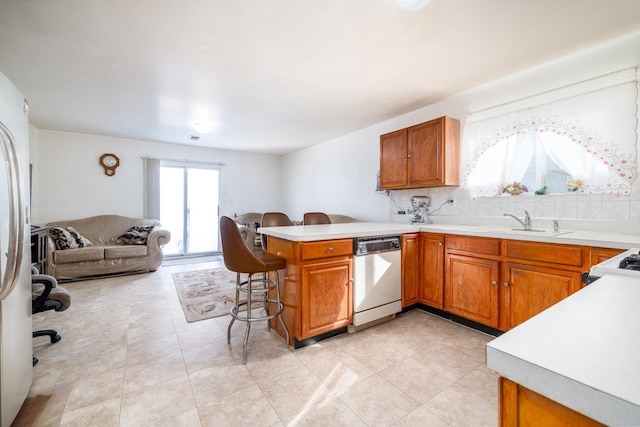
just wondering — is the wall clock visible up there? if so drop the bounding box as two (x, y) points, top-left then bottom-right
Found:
(99, 153), (120, 176)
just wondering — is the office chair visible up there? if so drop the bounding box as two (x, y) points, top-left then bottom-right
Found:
(32, 267), (71, 365)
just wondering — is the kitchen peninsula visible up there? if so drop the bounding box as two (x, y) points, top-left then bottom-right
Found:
(486, 272), (640, 426)
(260, 222), (416, 347)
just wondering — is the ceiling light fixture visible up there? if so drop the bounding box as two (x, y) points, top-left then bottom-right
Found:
(397, 0), (431, 10)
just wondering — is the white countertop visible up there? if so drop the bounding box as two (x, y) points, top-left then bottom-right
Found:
(259, 221), (639, 249)
(486, 273), (640, 426)
(258, 222), (419, 242)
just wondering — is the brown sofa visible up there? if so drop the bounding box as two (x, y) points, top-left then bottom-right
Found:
(45, 215), (171, 280)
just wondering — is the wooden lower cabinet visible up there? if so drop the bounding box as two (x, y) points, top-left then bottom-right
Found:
(300, 257), (352, 338)
(445, 253), (500, 328)
(501, 263), (581, 330)
(420, 233), (444, 309)
(437, 235), (613, 331)
(267, 236), (353, 345)
(500, 377), (605, 427)
(402, 232), (445, 309)
(589, 247), (624, 269)
(401, 233), (419, 307)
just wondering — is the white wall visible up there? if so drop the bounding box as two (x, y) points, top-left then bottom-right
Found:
(30, 30), (640, 232)
(282, 30), (640, 232)
(281, 127), (389, 222)
(32, 130), (282, 225)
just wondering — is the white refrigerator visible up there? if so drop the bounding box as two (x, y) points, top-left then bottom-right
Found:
(0, 71), (33, 426)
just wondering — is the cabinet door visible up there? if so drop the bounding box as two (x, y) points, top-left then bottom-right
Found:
(300, 258), (352, 339)
(379, 129), (407, 189)
(445, 253), (499, 328)
(408, 119), (442, 187)
(502, 263), (581, 330)
(401, 234), (419, 307)
(589, 247), (624, 269)
(500, 378), (606, 427)
(420, 233), (444, 309)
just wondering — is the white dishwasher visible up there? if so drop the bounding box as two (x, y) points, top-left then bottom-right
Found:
(351, 235), (402, 329)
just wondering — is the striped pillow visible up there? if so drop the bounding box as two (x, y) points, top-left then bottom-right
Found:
(117, 225), (154, 245)
(49, 227), (93, 250)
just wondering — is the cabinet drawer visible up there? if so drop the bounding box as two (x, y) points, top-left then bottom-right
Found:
(504, 241), (583, 267)
(589, 247), (624, 269)
(446, 235), (500, 256)
(302, 239), (353, 260)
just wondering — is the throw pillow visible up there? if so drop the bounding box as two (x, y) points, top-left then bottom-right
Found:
(66, 227), (93, 248)
(49, 227), (94, 250)
(49, 227), (76, 250)
(117, 225), (155, 245)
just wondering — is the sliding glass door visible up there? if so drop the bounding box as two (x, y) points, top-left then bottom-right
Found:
(160, 162), (221, 257)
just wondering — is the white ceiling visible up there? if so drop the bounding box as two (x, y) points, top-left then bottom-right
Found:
(1, 0), (640, 155)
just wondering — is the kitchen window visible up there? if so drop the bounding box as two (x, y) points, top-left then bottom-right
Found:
(462, 67), (638, 198)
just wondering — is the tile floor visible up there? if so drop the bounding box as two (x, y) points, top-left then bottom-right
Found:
(17, 258), (499, 426)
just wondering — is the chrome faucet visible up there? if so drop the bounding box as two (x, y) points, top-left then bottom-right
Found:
(503, 210), (532, 230)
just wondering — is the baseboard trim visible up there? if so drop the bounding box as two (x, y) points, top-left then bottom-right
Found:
(401, 304), (503, 337)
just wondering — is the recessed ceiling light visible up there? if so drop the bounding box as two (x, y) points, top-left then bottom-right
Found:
(397, 0), (431, 10)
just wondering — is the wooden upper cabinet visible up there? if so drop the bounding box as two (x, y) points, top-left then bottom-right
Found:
(379, 116), (460, 190)
(379, 129), (408, 189)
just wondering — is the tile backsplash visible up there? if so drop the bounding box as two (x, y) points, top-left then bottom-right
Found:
(389, 187), (640, 234)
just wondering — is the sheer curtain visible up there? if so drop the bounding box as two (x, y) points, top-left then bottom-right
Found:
(143, 157), (160, 219)
(464, 113), (535, 196)
(462, 67), (638, 197)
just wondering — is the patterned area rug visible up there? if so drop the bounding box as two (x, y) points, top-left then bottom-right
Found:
(172, 268), (239, 322)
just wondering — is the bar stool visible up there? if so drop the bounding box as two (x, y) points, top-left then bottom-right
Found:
(261, 212), (292, 250)
(219, 216), (289, 363)
(303, 212), (331, 225)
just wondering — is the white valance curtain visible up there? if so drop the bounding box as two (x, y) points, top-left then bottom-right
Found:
(462, 67), (639, 197)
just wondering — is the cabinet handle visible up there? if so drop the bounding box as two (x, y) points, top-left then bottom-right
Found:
(503, 282), (509, 288)
(408, 152), (412, 158)
(438, 242), (443, 247)
(491, 281), (497, 286)
(327, 247), (334, 253)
